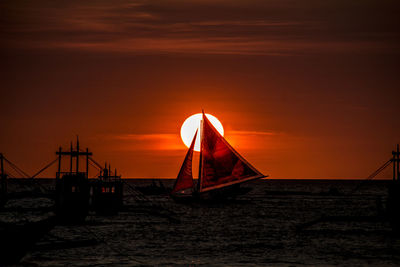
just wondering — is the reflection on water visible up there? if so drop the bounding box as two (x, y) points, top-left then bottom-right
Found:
(3, 179), (400, 266)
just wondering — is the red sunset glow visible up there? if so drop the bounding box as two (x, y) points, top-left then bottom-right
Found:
(0, 0), (399, 179)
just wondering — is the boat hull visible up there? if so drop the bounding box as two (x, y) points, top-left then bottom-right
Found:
(171, 184), (252, 203)
(170, 193), (196, 204)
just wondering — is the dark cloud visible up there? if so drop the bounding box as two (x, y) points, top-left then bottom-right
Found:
(2, 0), (399, 55)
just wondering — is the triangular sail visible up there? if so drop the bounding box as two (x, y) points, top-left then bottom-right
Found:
(171, 130), (198, 194)
(199, 113), (264, 192)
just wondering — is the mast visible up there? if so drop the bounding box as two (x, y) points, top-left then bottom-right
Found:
(76, 136), (79, 173)
(197, 111), (204, 193)
(393, 144), (400, 181)
(57, 147), (62, 180)
(70, 142), (73, 172)
(86, 148), (89, 178)
(56, 139), (92, 178)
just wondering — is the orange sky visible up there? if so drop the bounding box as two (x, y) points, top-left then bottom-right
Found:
(1, 0), (399, 179)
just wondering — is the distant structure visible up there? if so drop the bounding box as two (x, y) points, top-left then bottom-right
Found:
(388, 144), (400, 232)
(392, 144), (400, 181)
(55, 138), (92, 223)
(91, 163), (123, 215)
(0, 153), (7, 207)
(54, 138), (123, 221)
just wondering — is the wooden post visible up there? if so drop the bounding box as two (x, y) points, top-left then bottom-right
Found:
(56, 139), (92, 177)
(86, 148), (89, 178)
(70, 142), (73, 173)
(393, 149), (396, 181)
(57, 147), (62, 179)
(104, 162), (108, 179)
(393, 144), (399, 181)
(397, 144), (399, 181)
(76, 137), (79, 173)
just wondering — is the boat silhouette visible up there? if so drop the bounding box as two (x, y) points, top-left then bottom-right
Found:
(171, 111), (267, 202)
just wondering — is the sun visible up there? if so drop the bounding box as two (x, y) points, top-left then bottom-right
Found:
(180, 113), (224, 152)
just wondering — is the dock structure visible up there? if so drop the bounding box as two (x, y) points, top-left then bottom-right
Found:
(55, 138), (92, 223)
(91, 164), (123, 215)
(388, 144), (400, 232)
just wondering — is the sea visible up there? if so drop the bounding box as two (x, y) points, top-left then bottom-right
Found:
(2, 179), (400, 266)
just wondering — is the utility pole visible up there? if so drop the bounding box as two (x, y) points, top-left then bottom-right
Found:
(397, 144), (399, 181)
(393, 144), (400, 181)
(76, 136), (79, 174)
(57, 147), (62, 180)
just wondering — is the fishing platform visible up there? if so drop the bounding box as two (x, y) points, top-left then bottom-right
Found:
(55, 138), (124, 222)
(91, 164), (123, 215)
(55, 139), (92, 223)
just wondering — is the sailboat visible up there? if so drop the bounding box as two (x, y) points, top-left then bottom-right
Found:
(171, 111), (267, 202)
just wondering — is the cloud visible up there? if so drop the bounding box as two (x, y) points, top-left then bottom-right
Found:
(100, 130), (284, 152)
(2, 0), (398, 55)
(103, 133), (184, 151)
(229, 130), (281, 136)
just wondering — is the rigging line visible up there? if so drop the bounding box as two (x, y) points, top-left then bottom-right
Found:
(89, 157), (117, 176)
(88, 160), (101, 171)
(298, 159), (392, 231)
(87, 160), (101, 175)
(3, 157), (30, 178)
(31, 158), (58, 178)
(3, 157), (31, 178)
(297, 158), (392, 232)
(90, 170), (102, 179)
(5, 161), (27, 178)
(5, 157), (54, 193)
(4, 171), (15, 178)
(348, 159), (392, 195)
(88, 157), (104, 170)
(366, 159), (392, 179)
(2, 160), (23, 178)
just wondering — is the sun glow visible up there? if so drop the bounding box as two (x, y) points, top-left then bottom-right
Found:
(180, 113), (224, 152)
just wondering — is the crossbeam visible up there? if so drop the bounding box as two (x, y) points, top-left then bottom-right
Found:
(56, 151), (92, 156)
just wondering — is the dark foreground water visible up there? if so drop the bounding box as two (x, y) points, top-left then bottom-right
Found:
(2, 179), (400, 266)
